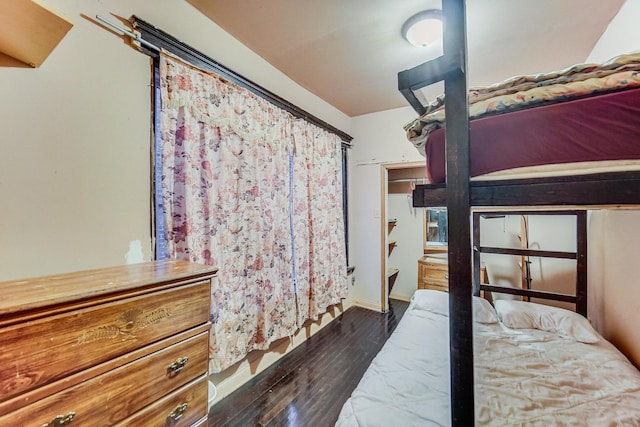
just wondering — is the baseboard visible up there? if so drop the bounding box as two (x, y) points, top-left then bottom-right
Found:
(352, 299), (382, 312)
(388, 292), (412, 302)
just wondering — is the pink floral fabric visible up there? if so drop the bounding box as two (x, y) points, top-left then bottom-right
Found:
(159, 52), (347, 372)
(291, 120), (349, 324)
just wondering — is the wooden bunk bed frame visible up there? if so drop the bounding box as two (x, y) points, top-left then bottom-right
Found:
(472, 210), (588, 317)
(397, 1), (640, 425)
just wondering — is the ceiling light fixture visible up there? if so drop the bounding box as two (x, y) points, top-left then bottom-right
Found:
(401, 9), (443, 48)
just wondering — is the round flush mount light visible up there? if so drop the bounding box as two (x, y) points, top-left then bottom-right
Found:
(401, 9), (443, 48)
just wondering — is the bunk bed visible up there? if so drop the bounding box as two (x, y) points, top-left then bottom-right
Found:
(406, 52), (640, 207)
(338, 1), (640, 426)
(337, 209), (640, 426)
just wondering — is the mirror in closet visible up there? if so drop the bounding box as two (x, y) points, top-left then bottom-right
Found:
(424, 208), (447, 254)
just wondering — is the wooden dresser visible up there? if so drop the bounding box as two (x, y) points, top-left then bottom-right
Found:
(418, 254), (487, 292)
(0, 260), (217, 426)
(418, 253), (449, 291)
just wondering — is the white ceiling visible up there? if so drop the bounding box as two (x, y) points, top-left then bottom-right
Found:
(186, 0), (625, 117)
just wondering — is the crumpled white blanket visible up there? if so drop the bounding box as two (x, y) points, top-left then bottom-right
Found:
(335, 302), (640, 426)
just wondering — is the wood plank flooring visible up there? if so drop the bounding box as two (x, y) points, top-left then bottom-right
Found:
(208, 299), (410, 427)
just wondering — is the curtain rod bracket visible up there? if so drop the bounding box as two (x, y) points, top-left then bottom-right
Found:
(95, 15), (160, 52)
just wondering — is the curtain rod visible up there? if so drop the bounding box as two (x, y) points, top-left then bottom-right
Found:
(95, 15), (160, 52)
(129, 16), (353, 145)
(94, 15), (353, 145)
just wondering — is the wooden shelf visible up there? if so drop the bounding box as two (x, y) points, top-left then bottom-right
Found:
(388, 240), (397, 255)
(0, 0), (73, 68)
(387, 267), (399, 294)
(387, 219), (397, 234)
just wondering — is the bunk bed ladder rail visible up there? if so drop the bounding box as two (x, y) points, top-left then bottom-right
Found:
(472, 210), (588, 317)
(398, 1), (473, 425)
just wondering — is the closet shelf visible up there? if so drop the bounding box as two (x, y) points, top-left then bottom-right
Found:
(0, 0), (73, 67)
(387, 267), (399, 294)
(387, 219), (397, 234)
(388, 240), (397, 255)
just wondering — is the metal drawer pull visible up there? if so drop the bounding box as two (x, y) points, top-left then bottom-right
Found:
(168, 356), (189, 374)
(444, 273), (449, 279)
(168, 403), (188, 421)
(42, 412), (76, 427)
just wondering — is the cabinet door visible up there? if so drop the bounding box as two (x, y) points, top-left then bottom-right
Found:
(424, 261), (449, 291)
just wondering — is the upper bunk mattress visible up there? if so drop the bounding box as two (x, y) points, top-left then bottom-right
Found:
(403, 52), (640, 184)
(423, 87), (640, 183)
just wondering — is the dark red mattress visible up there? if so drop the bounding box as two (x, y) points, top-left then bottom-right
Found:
(425, 88), (640, 183)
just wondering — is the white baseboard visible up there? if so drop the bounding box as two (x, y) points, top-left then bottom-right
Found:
(388, 292), (412, 302)
(352, 299), (382, 312)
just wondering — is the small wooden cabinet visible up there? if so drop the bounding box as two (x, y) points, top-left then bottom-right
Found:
(0, 260), (217, 426)
(418, 255), (487, 292)
(418, 254), (449, 291)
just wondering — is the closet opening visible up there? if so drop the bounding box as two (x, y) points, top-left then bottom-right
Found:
(380, 161), (427, 312)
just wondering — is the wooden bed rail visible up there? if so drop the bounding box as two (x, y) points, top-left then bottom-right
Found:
(398, 53), (464, 115)
(413, 171), (640, 208)
(479, 285), (578, 304)
(472, 210), (588, 316)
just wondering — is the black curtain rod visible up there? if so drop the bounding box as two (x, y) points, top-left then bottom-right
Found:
(130, 16), (353, 146)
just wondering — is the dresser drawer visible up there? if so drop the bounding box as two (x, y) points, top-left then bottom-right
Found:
(116, 375), (208, 427)
(423, 281), (449, 292)
(418, 257), (449, 291)
(0, 331), (209, 426)
(0, 280), (210, 403)
(424, 261), (448, 282)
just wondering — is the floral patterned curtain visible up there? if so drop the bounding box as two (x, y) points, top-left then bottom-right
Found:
(158, 52), (347, 372)
(291, 120), (348, 324)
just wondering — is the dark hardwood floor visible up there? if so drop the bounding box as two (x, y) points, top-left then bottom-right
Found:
(208, 299), (410, 427)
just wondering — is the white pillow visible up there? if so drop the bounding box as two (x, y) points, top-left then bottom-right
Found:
(473, 297), (500, 324)
(494, 299), (600, 343)
(411, 289), (498, 324)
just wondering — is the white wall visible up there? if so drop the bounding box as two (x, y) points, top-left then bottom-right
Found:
(588, 210), (640, 367)
(0, 0), (350, 281)
(587, 0), (640, 62)
(479, 215), (521, 291)
(349, 106), (424, 309)
(586, 0), (640, 367)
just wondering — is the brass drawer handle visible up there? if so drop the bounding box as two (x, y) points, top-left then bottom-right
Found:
(42, 412), (76, 427)
(167, 403), (188, 421)
(168, 356), (189, 375)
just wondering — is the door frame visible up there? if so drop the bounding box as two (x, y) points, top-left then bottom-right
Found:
(380, 161), (426, 312)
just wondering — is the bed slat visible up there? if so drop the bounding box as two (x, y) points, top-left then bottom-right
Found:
(414, 171), (640, 208)
(478, 246), (576, 259)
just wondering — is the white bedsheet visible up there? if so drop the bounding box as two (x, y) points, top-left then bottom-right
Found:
(335, 296), (640, 426)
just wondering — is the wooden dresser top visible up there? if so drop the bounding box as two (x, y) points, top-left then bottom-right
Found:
(0, 260), (218, 317)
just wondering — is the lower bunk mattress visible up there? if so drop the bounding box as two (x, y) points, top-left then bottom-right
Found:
(423, 87), (640, 184)
(335, 290), (640, 426)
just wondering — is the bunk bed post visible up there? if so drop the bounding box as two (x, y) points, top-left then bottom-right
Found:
(442, 0), (474, 424)
(473, 212), (481, 296)
(576, 210), (588, 316)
